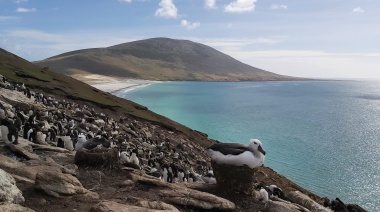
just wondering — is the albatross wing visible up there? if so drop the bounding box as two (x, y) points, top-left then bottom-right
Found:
(207, 143), (250, 155)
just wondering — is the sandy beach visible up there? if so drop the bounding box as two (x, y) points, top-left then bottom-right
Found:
(72, 74), (159, 93)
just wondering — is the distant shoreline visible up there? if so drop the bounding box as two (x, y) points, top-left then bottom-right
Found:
(72, 74), (159, 93)
(90, 79), (159, 94)
(79, 74), (366, 94)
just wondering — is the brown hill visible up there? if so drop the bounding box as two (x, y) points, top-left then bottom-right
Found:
(35, 37), (301, 81)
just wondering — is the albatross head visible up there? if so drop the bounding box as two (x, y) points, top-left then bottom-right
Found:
(248, 139), (266, 155)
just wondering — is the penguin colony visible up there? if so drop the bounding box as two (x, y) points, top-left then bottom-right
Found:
(1, 75), (363, 211)
(0, 75), (215, 184)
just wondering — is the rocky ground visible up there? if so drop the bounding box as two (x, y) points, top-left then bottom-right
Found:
(0, 75), (365, 212)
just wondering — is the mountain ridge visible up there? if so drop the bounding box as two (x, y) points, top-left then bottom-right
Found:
(35, 37), (303, 81)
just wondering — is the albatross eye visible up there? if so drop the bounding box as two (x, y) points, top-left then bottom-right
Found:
(254, 142), (257, 144)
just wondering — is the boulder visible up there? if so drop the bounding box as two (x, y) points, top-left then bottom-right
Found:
(133, 173), (235, 210)
(0, 88), (45, 111)
(264, 201), (309, 212)
(94, 119), (105, 127)
(211, 160), (257, 195)
(7, 143), (40, 160)
(287, 191), (332, 212)
(0, 168), (24, 204)
(137, 201), (179, 212)
(91, 200), (176, 212)
(34, 170), (95, 198)
(0, 154), (25, 172)
(29, 143), (70, 153)
(141, 128), (152, 138)
(0, 202), (35, 212)
(159, 187), (235, 210)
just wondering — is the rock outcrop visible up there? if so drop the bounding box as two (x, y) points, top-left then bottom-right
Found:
(287, 191), (332, 212)
(159, 188), (236, 210)
(90, 200), (178, 212)
(0, 202), (35, 212)
(134, 173), (236, 211)
(0, 168), (24, 204)
(264, 200), (308, 212)
(34, 170), (98, 198)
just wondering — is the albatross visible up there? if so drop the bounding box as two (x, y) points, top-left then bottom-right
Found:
(207, 139), (266, 168)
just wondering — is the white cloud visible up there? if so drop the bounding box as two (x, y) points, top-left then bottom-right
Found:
(271, 4), (287, 10)
(224, 0), (257, 13)
(205, 0), (217, 9)
(0, 16), (18, 22)
(15, 0), (28, 3)
(223, 49), (380, 78)
(155, 0), (177, 18)
(181, 20), (200, 30)
(352, 7), (365, 13)
(16, 7), (36, 12)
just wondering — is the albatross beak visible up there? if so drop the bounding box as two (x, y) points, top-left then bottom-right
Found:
(258, 145), (266, 155)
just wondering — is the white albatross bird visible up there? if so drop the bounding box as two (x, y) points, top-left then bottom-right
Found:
(207, 139), (266, 168)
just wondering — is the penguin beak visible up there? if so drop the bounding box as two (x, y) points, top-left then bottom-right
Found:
(258, 145), (266, 155)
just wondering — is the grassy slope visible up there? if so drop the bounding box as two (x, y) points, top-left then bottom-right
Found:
(0, 48), (214, 147)
(36, 38), (304, 81)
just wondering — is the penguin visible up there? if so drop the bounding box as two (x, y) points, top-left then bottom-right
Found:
(259, 188), (270, 203)
(57, 137), (65, 148)
(1, 118), (18, 144)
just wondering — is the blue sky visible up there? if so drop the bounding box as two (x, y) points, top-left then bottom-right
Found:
(1, 0), (379, 79)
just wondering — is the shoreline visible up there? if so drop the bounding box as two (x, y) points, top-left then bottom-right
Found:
(91, 79), (159, 94)
(72, 74), (159, 93)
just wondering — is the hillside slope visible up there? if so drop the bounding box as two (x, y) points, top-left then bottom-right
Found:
(0, 48), (214, 147)
(35, 38), (300, 81)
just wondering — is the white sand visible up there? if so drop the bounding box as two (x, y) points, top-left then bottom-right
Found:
(76, 74), (158, 93)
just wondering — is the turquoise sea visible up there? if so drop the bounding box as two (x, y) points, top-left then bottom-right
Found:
(115, 81), (380, 211)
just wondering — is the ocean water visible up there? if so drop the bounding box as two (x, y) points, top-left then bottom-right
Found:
(115, 81), (380, 211)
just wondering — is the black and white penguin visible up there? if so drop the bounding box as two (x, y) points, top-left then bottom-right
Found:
(1, 118), (19, 144)
(267, 185), (285, 199)
(57, 137), (65, 148)
(23, 122), (31, 139)
(202, 170), (217, 184)
(259, 188), (270, 203)
(28, 128), (37, 143)
(75, 134), (87, 151)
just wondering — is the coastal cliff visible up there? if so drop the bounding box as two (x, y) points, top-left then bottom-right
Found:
(0, 48), (363, 211)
